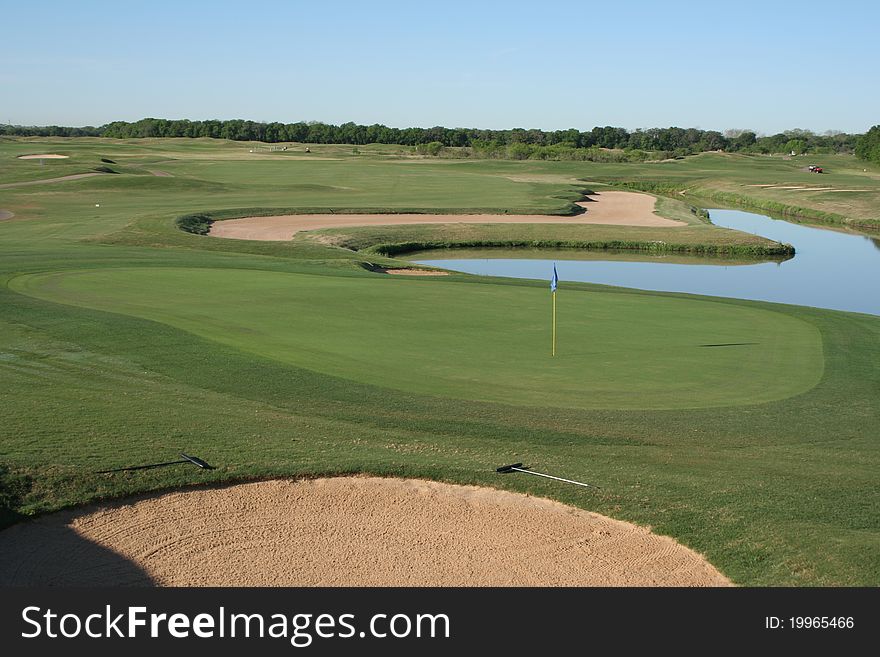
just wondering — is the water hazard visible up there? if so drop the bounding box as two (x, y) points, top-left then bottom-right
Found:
(411, 209), (880, 316)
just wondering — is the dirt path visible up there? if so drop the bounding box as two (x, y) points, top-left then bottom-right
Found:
(746, 184), (871, 192)
(0, 172), (106, 189)
(0, 477), (730, 587)
(210, 191), (683, 241)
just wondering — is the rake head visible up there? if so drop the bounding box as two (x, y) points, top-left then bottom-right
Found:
(97, 452), (214, 474)
(180, 453), (214, 469)
(496, 462), (524, 473)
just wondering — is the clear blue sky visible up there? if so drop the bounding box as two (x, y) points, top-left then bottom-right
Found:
(3, 0), (878, 134)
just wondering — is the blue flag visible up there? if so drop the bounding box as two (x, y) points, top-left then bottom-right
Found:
(550, 263), (558, 293)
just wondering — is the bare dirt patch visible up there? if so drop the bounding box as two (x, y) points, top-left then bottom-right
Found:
(17, 154), (69, 160)
(385, 268), (449, 276)
(745, 184), (872, 193)
(210, 191), (682, 241)
(573, 191), (677, 226)
(0, 477), (730, 587)
(504, 174), (585, 184)
(805, 188), (871, 193)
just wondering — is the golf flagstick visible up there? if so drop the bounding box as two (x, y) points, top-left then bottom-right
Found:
(496, 463), (600, 490)
(552, 287), (557, 356)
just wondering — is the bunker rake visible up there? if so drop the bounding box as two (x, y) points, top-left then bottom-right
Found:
(496, 463), (600, 490)
(97, 452), (214, 474)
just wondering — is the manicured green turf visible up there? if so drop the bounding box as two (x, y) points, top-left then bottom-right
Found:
(0, 137), (877, 586)
(10, 267), (823, 410)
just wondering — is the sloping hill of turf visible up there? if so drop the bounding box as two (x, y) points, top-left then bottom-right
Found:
(10, 267), (823, 410)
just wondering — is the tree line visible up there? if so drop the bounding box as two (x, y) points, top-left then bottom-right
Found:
(855, 125), (880, 166)
(0, 118), (867, 157)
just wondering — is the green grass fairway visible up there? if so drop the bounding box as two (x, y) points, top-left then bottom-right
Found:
(11, 267), (823, 410)
(1, 137), (878, 586)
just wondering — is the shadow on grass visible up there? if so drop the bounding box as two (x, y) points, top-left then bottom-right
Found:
(0, 465), (30, 531)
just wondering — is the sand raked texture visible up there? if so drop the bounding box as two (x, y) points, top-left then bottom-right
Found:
(0, 477), (730, 587)
(209, 191), (683, 241)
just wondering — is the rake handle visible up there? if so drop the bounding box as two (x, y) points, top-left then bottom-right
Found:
(511, 467), (600, 490)
(97, 459), (187, 474)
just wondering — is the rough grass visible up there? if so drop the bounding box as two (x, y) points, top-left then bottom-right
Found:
(592, 152), (880, 231)
(309, 222), (793, 257)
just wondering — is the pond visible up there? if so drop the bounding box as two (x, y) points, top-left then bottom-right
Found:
(410, 209), (880, 316)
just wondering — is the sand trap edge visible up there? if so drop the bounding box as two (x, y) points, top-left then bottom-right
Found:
(0, 475), (732, 587)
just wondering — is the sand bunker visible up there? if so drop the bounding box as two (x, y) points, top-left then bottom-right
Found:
(789, 188), (870, 193)
(0, 477), (730, 587)
(209, 191), (682, 241)
(17, 154), (69, 159)
(745, 184), (871, 193)
(0, 210), (14, 221)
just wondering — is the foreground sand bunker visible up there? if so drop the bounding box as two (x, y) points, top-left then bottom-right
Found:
(210, 191), (683, 241)
(0, 477), (730, 586)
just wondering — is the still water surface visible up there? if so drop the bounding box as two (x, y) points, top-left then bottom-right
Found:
(412, 209), (879, 316)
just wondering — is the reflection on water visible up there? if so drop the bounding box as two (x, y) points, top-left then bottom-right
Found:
(411, 209), (879, 316)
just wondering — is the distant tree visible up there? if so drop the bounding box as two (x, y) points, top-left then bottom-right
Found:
(3, 117), (869, 162)
(286, 122), (309, 142)
(200, 120), (222, 139)
(448, 129), (470, 147)
(414, 141), (444, 156)
(548, 128), (580, 146)
(731, 131), (757, 151)
(784, 138), (807, 155)
(591, 126), (628, 149)
(754, 133), (788, 153)
(305, 122), (333, 143)
(399, 127), (425, 145)
(506, 142), (533, 160)
(784, 128), (814, 139)
(698, 131), (728, 151)
(855, 125), (880, 165)
(627, 129), (651, 150)
(264, 122), (284, 142)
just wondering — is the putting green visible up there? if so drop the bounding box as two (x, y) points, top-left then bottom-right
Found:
(10, 267), (824, 410)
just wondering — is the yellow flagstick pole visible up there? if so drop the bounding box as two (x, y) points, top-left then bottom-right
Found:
(552, 289), (557, 356)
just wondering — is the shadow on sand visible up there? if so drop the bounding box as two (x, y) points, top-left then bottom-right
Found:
(0, 509), (154, 586)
